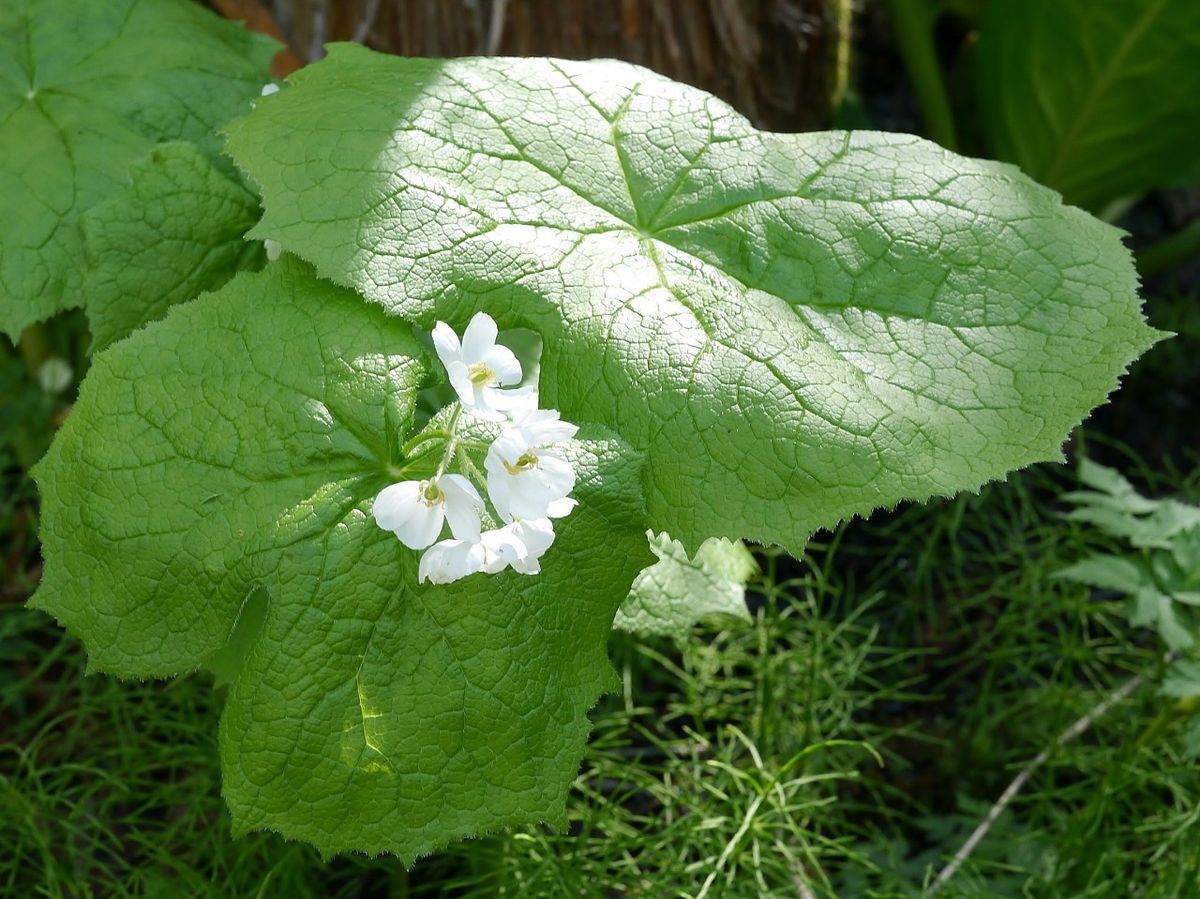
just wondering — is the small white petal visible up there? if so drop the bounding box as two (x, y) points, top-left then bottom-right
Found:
(480, 518), (556, 575)
(372, 481), (423, 532)
(512, 407), (578, 445)
(440, 474), (485, 541)
(393, 500), (445, 550)
(470, 386), (510, 421)
(486, 465), (515, 523)
(260, 83), (280, 96)
(546, 497), (577, 519)
(446, 360), (476, 408)
(263, 238), (282, 261)
(420, 539), (486, 584)
(481, 344), (522, 385)
(537, 452), (577, 495)
(504, 452), (576, 521)
(461, 312), (499, 361)
(479, 526), (521, 573)
(432, 321), (463, 370)
(490, 384), (539, 416)
(373, 481), (447, 549)
(485, 428), (527, 470)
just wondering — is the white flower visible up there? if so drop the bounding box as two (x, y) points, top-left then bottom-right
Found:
(506, 406), (579, 445)
(485, 426), (577, 522)
(432, 312), (523, 420)
(484, 406), (579, 522)
(263, 238), (282, 261)
(372, 473), (484, 550)
(419, 538), (487, 584)
(417, 517), (559, 584)
(480, 518), (557, 575)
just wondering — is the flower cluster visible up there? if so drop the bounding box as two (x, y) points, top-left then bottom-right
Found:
(372, 313), (579, 584)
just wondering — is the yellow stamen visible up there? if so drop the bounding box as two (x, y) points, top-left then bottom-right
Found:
(503, 451), (539, 476)
(467, 362), (496, 387)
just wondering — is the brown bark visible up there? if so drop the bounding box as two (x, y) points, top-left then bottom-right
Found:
(261, 0), (848, 131)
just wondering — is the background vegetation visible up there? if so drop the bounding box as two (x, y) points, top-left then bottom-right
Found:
(3, 0), (1198, 895)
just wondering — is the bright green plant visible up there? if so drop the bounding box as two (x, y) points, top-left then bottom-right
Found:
(0, 0), (274, 341)
(1058, 458), (1200, 651)
(7, 3), (1162, 860)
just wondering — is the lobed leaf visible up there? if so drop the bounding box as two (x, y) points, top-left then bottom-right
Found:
(227, 45), (1160, 554)
(0, 0), (275, 338)
(32, 259), (654, 857)
(82, 142), (264, 350)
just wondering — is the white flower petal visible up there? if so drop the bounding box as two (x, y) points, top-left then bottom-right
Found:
(485, 429), (577, 522)
(546, 497), (577, 519)
(485, 428), (526, 470)
(395, 499), (445, 550)
(419, 539), (486, 584)
(480, 518), (556, 575)
(461, 311), (499, 361)
(485, 465), (515, 523)
(432, 321), (462, 370)
(373, 480), (447, 549)
(481, 344), (522, 386)
(260, 83), (280, 96)
(537, 452), (577, 495)
(490, 384), (539, 416)
(440, 473), (485, 541)
(371, 481), (423, 532)
(511, 407), (578, 445)
(470, 386), (509, 421)
(445, 360), (476, 408)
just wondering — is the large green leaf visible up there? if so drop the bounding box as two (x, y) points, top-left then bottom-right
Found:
(32, 259), (653, 857)
(227, 45), (1159, 553)
(82, 142), (264, 350)
(0, 0), (275, 338)
(975, 0), (1200, 210)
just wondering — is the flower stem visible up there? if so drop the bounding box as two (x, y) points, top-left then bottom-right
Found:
(401, 428), (451, 458)
(432, 404), (463, 481)
(455, 444), (487, 491)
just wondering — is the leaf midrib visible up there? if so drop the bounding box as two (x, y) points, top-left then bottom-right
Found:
(1037, 0), (1168, 192)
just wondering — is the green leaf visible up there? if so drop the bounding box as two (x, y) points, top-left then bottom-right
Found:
(1162, 660), (1200, 700)
(1131, 588), (1194, 651)
(614, 533), (756, 639)
(1067, 459), (1160, 515)
(82, 142), (264, 350)
(1170, 526), (1200, 580)
(32, 258), (654, 857)
(0, 0), (275, 338)
(975, 0), (1200, 210)
(226, 45), (1159, 554)
(1054, 555), (1148, 596)
(1062, 461), (1200, 549)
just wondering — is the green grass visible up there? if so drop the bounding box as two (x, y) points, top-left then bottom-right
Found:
(5, 449), (1200, 898)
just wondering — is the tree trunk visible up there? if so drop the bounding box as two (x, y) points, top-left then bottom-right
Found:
(261, 0), (849, 131)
